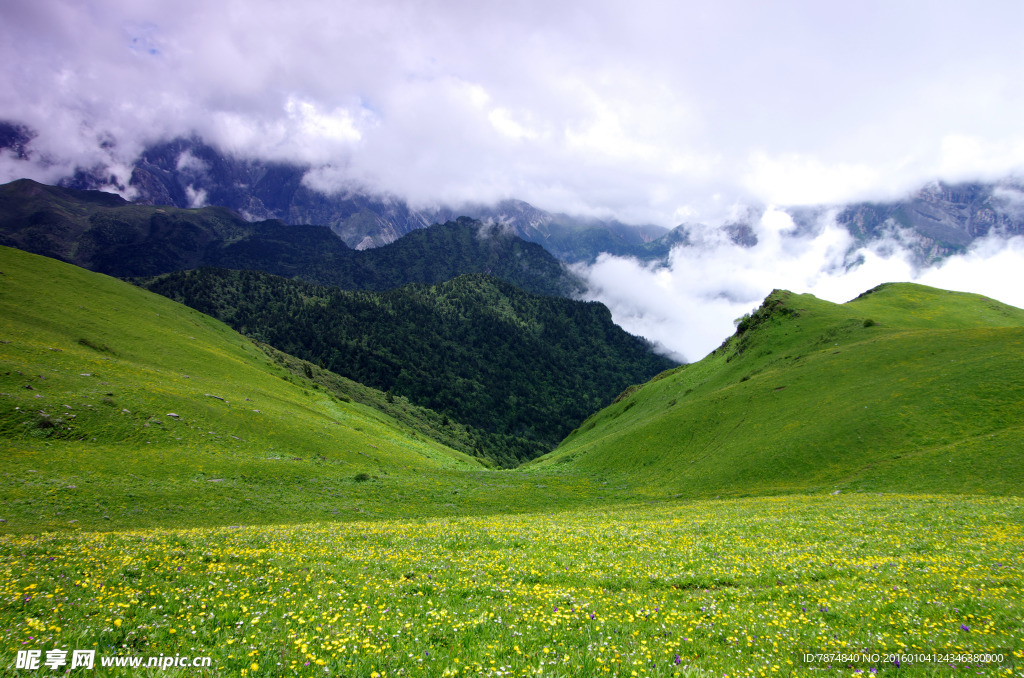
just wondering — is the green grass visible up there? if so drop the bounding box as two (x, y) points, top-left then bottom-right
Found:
(2, 248), (1023, 676)
(1, 495), (1021, 676)
(0, 246), (648, 534)
(532, 285), (1024, 499)
(0, 245), (502, 532)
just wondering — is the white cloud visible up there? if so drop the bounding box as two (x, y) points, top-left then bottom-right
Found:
(4, 0), (1023, 225)
(935, 134), (1024, 183)
(577, 209), (1024, 362)
(488, 108), (538, 141)
(184, 184), (207, 208)
(743, 153), (882, 205)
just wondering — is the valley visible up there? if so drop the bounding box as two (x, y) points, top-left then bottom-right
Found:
(5, 2), (1024, 674)
(1, 206), (1022, 675)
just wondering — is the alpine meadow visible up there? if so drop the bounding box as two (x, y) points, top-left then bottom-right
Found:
(1, 238), (1022, 677)
(5, 1), (1024, 674)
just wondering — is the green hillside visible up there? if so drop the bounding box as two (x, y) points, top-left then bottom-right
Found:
(531, 283), (1024, 497)
(139, 267), (676, 466)
(2, 249), (1023, 676)
(0, 245), (521, 532)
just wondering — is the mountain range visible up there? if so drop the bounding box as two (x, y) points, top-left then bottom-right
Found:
(58, 135), (672, 261)
(7, 127), (1021, 265)
(0, 178), (674, 465)
(0, 178), (580, 297)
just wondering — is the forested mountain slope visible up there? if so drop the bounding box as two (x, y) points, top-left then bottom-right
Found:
(0, 179), (580, 296)
(141, 268), (677, 466)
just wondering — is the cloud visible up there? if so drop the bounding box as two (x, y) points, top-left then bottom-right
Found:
(743, 153), (882, 206)
(576, 208), (1024, 362)
(2, 0), (1024, 224)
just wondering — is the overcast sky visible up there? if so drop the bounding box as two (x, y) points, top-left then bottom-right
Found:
(3, 0), (1024, 225)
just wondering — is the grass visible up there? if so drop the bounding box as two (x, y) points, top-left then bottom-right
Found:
(0, 246), (647, 534)
(532, 285), (1024, 499)
(1, 495), (1021, 676)
(1, 248), (1023, 675)
(0, 245), (495, 533)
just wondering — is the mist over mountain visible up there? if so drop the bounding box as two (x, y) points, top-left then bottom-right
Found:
(836, 180), (1024, 259)
(41, 135), (669, 261)
(0, 178), (580, 297)
(10, 130), (1023, 267)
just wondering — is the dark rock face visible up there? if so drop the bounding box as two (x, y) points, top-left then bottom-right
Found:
(0, 122), (34, 159)
(124, 138), (434, 249)
(723, 221), (759, 248)
(837, 180), (1024, 260)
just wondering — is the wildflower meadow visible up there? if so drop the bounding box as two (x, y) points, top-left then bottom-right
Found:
(2, 494), (1021, 676)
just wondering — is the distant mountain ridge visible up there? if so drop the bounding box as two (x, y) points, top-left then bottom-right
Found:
(96, 137), (1024, 263)
(4, 125), (1024, 263)
(0, 130), (672, 261)
(0, 178), (581, 297)
(88, 136), (673, 259)
(836, 180), (1024, 260)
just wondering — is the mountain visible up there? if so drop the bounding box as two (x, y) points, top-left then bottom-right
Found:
(139, 268), (678, 466)
(836, 180), (1024, 261)
(122, 137), (436, 248)
(96, 136), (1024, 264)
(9, 125), (1024, 266)
(0, 121), (33, 160)
(51, 135), (671, 259)
(530, 282), (1024, 497)
(0, 178), (580, 296)
(11, 126), (1024, 265)
(426, 199), (671, 262)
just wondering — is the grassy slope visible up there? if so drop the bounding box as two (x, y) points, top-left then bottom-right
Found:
(532, 283), (1024, 497)
(0, 245), (506, 532)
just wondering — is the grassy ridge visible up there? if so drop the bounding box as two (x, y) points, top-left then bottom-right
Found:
(534, 284), (1024, 498)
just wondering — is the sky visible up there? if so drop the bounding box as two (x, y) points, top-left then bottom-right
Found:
(3, 0), (1024, 360)
(3, 0), (1024, 223)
